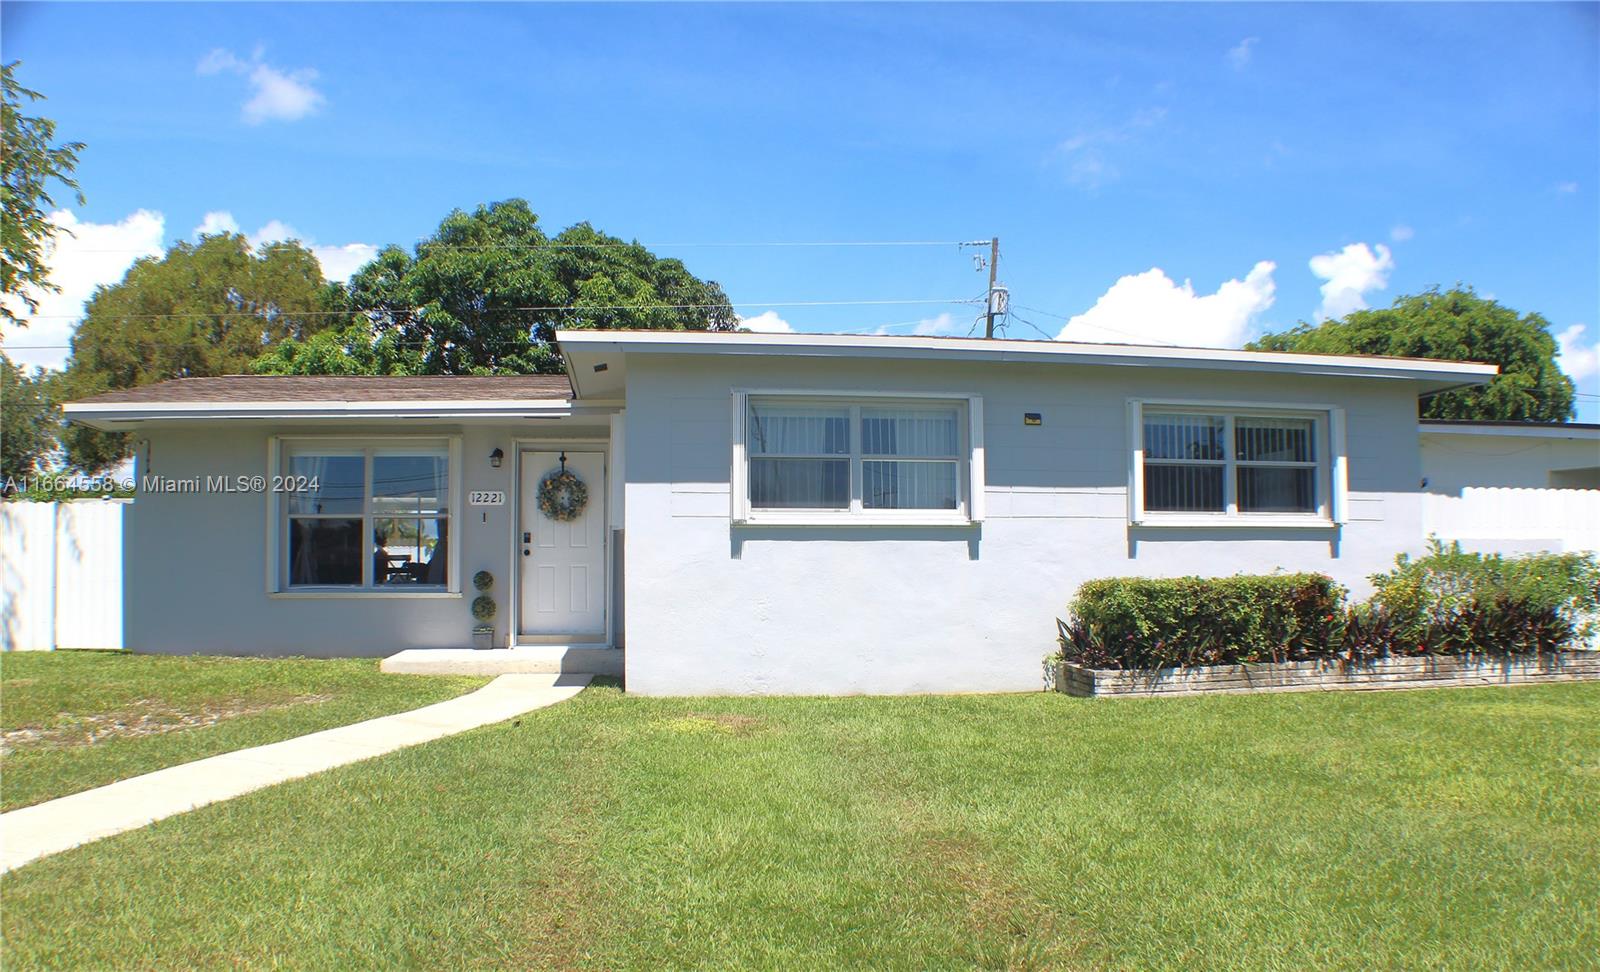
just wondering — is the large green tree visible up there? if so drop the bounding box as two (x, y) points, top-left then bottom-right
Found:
(1, 352), (59, 488)
(1247, 287), (1575, 422)
(60, 233), (340, 469)
(254, 199), (737, 377)
(1, 61), (85, 328)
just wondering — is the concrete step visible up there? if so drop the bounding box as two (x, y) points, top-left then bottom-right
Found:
(381, 646), (623, 677)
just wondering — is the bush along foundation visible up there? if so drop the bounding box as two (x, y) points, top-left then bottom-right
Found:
(1049, 542), (1600, 697)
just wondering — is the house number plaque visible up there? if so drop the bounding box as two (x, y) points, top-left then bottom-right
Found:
(468, 490), (506, 506)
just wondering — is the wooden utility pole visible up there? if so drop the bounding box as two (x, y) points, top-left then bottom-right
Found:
(984, 236), (1000, 338)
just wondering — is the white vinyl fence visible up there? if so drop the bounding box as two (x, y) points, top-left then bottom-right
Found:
(1423, 487), (1600, 555)
(1, 500), (126, 651)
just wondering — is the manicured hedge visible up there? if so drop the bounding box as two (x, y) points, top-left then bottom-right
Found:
(1058, 573), (1343, 670)
(1056, 546), (1600, 672)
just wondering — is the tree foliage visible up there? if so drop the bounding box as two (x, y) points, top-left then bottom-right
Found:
(1, 61), (86, 327)
(60, 233), (339, 469)
(1247, 287), (1575, 422)
(255, 199), (737, 377)
(1, 352), (60, 487)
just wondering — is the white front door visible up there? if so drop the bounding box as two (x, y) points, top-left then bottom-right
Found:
(519, 450), (606, 639)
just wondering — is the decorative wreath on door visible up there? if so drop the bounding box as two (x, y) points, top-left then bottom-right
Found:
(537, 463), (589, 522)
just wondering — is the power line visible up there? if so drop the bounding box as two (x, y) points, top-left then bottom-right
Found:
(63, 239), (977, 255)
(1005, 311), (1058, 343)
(11, 295), (984, 322)
(1013, 302), (1180, 347)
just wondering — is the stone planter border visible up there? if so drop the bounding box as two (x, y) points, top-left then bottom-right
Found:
(1054, 651), (1600, 698)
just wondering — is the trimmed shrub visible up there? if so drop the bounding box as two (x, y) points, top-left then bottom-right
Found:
(471, 594), (497, 623)
(1058, 573), (1344, 670)
(1052, 547), (1599, 674)
(1366, 541), (1599, 656)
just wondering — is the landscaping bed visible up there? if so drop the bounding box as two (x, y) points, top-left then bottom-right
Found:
(1051, 544), (1600, 697)
(1056, 649), (1600, 697)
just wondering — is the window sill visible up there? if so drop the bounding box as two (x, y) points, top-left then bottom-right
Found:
(1132, 515), (1337, 530)
(269, 589), (462, 600)
(735, 512), (975, 528)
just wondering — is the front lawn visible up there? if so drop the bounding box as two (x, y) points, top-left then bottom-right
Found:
(0, 652), (486, 811)
(4, 681), (1598, 970)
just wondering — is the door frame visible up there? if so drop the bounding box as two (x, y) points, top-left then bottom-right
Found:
(509, 439), (611, 647)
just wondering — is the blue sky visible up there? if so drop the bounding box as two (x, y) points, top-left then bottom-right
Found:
(3, 2), (1597, 417)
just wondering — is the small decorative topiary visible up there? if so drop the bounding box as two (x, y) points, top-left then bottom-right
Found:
(471, 594), (497, 622)
(472, 570), (494, 593)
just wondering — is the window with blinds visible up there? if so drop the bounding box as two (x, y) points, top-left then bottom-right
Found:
(745, 397), (968, 517)
(1139, 408), (1327, 519)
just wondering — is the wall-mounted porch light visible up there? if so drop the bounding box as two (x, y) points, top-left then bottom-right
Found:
(489, 448), (504, 468)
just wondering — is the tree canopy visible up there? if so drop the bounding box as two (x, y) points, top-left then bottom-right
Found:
(254, 199), (737, 377)
(59, 233), (338, 469)
(1, 352), (59, 487)
(2, 60), (86, 328)
(1247, 286), (1575, 422)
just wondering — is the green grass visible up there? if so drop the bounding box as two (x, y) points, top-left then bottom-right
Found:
(0, 652), (487, 811)
(4, 680), (1598, 970)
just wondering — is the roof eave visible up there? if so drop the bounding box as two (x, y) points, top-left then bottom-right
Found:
(60, 399), (587, 430)
(555, 330), (1497, 390)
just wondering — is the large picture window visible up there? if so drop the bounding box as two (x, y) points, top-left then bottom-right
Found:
(280, 440), (455, 591)
(1135, 405), (1333, 522)
(740, 395), (974, 522)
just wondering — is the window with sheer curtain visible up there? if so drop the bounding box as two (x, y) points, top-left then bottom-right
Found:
(1138, 407), (1326, 519)
(281, 441), (454, 590)
(745, 398), (967, 517)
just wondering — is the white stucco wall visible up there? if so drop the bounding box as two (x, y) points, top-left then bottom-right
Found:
(622, 354), (1429, 696)
(1420, 429), (1600, 493)
(124, 420), (613, 657)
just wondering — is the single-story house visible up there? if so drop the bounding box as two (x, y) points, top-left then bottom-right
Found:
(63, 330), (1504, 695)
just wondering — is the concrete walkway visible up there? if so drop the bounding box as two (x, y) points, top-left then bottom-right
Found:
(1, 673), (589, 873)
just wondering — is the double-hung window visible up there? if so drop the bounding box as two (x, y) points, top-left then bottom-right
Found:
(277, 438), (458, 592)
(1132, 403), (1342, 524)
(737, 395), (978, 523)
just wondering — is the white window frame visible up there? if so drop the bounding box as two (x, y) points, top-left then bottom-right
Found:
(731, 391), (984, 526)
(267, 435), (463, 598)
(1127, 399), (1347, 529)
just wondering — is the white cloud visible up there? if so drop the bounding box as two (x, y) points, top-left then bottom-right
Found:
(197, 48), (325, 124)
(0, 209), (166, 371)
(194, 211), (374, 282)
(247, 219), (297, 249)
(194, 210), (240, 236)
(873, 312), (964, 337)
(1556, 323), (1598, 384)
(196, 48), (246, 76)
(1309, 242), (1394, 321)
(1227, 37), (1260, 70)
(1389, 224), (1414, 243)
(1052, 107), (1166, 190)
(1055, 261), (1277, 348)
(310, 243), (379, 284)
(739, 311), (794, 334)
(1556, 181), (1579, 194)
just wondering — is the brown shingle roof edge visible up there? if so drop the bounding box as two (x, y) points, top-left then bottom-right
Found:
(67, 374), (574, 406)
